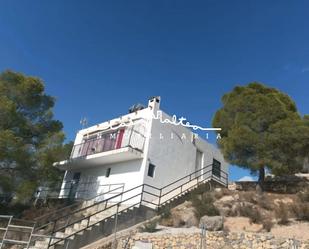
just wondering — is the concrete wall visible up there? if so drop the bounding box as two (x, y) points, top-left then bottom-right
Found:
(144, 110), (228, 190)
(145, 111), (197, 189)
(194, 136), (229, 185)
(61, 159), (145, 202)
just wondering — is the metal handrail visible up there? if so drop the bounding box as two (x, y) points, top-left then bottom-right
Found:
(35, 183), (124, 220)
(27, 233), (71, 249)
(54, 163), (224, 225)
(55, 190), (143, 234)
(47, 163), (228, 247)
(34, 184), (125, 231)
(70, 128), (146, 160)
(54, 184), (142, 224)
(51, 164), (214, 226)
(34, 182), (126, 210)
(48, 192), (144, 247)
(0, 216), (35, 249)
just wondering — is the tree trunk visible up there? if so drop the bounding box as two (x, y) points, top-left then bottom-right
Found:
(257, 166), (265, 192)
(258, 166), (265, 183)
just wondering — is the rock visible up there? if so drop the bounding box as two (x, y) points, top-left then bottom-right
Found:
(170, 201), (198, 227)
(199, 216), (224, 231)
(132, 241), (153, 249)
(218, 195), (234, 203)
(255, 184), (263, 195)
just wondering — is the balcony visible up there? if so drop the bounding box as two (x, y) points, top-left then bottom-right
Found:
(55, 127), (146, 170)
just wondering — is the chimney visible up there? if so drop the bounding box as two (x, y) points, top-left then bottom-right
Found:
(148, 96), (161, 113)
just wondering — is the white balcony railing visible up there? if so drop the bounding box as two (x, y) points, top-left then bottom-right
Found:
(70, 127), (146, 159)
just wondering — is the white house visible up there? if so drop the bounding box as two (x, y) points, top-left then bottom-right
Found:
(54, 96), (228, 204)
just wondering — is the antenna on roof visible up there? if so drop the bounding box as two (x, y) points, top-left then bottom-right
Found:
(80, 117), (88, 129)
(128, 103), (145, 113)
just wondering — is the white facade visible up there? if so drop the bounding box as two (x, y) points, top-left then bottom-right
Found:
(54, 97), (228, 203)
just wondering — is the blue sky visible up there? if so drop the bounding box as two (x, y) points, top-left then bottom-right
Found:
(0, 1), (308, 181)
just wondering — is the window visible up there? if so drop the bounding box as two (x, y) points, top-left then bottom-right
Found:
(106, 168), (111, 178)
(147, 163), (156, 178)
(212, 159), (221, 178)
(195, 150), (203, 175)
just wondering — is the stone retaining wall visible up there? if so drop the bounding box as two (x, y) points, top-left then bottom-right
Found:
(119, 230), (309, 249)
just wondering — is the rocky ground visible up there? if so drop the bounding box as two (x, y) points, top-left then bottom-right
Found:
(159, 187), (309, 239)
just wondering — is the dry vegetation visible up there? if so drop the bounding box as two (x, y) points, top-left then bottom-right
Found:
(159, 184), (309, 236)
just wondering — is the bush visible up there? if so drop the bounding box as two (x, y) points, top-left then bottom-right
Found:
(298, 188), (309, 203)
(158, 206), (171, 219)
(257, 194), (273, 210)
(192, 193), (220, 219)
(238, 205), (262, 224)
(275, 205), (289, 225)
(16, 181), (38, 204)
(0, 203), (30, 218)
(190, 183), (211, 197)
(139, 220), (159, 233)
(240, 192), (256, 204)
(292, 203), (309, 221)
(262, 219), (273, 232)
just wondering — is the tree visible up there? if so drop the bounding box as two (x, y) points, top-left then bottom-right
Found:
(212, 82), (309, 182)
(0, 70), (72, 203)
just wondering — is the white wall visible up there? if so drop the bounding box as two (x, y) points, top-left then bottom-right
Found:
(194, 136), (229, 184)
(61, 159), (145, 203)
(145, 111), (197, 188)
(143, 110), (228, 191)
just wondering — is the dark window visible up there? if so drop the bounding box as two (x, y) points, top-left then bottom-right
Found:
(106, 168), (111, 178)
(212, 159), (221, 178)
(147, 163), (156, 178)
(73, 172), (81, 181)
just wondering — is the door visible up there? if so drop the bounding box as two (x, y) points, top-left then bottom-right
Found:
(195, 150), (203, 179)
(68, 172), (81, 201)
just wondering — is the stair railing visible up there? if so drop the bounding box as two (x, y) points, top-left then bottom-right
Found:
(47, 184), (144, 247)
(0, 215), (35, 249)
(47, 163), (228, 248)
(34, 183), (125, 232)
(26, 233), (71, 249)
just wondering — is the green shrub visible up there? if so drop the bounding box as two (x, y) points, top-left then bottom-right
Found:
(275, 205), (289, 225)
(292, 203), (309, 221)
(238, 205), (262, 224)
(262, 219), (273, 232)
(16, 181), (37, 204)
(192, 193), (220, 219)
(298, 188), (309, 203)
(257, 194), (273, 210)
(240, 192), (256, 204)
(158, 206), (171, 219)
(190, 183), (211, 197)
(0, 203), (30, 218)
(140, 220), (159, 233)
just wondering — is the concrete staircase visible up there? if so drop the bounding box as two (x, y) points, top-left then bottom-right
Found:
(28, 202), (136, 249)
